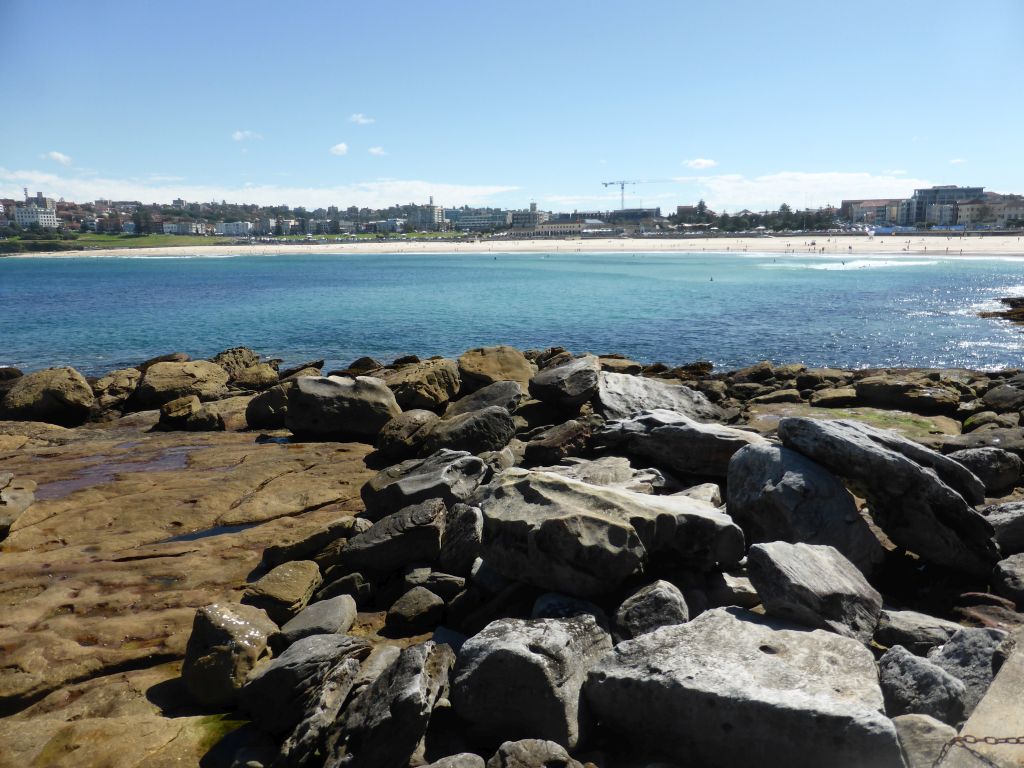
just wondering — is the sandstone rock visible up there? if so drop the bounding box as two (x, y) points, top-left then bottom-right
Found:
(615, 580), (689, 641)
(0, 366), (95, 426)
(386, 586), (445, 635)
(532, 456), (665, 494)
(947, 447), (1022, 497)
(927, 627), (1008, 717)
(377, 409), (440, 460)
(440, 503), (484, 576)
(458, 346), (535, 392)
(382, 358), (461, 411)
(477, 469), (743, 596)
(129, 360), (230, 410)
(893, 714), (957, 768)
(286, 375), (402, 438)
(0, 472), (35, 540)
(528, 354), (601, 408)
(402, 566), (465, 601)
(599, 356), (642, 374)
(598, 409), (767, 478)
(263, 516), (367, 569)
(324, 641), (454, 768)
(705, 569), (760, 609)
(982, 501), (1024, 555)
(245, 382), (291, 429)
(962, 410), (1019, 433)
(424, 755), (486, 768)
(583, 607), (905, 768)
(340, 498), (446, 574)
(421, 406), (516, 456)
(361, 450), (491, 521)
(673, 481), (722, 505)
(181, 602), (278, 709)
(595, 371), (723, 422)
(347, 355), (385, 373)
(875, 609), (964, 656)
(159, 394), (200, 427)
(809, 387), (860, 407)
(233, 363), (279, 390)
(879, 645), (966, 724)
(277, 657), (363, 767)
(241, 560), (323, 625)
(241, 633), (372, 736)
(942, 427), (1024, 459)
(210, 346), (260, 379)
(523, 419), (591, 466)
(269, 594), (358, 653)
(452, 615), (612, 748)
(279, 359), (325, 379)
(485, 740), (583, 768)
(856, 374), (962, 415)
(92, 367), (141, 411)
(137, 351), (190, 371)
(993, 553), (1024, 606)
(444, 380), (523, 420)
(727, 442), (885, 575)
(750, 388), (804, 404)
(778, 417), (997, 577)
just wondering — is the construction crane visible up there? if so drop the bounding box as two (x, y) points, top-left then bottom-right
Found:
(602, 179), (671, 210)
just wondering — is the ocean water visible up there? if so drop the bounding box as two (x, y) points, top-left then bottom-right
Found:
(1, 251), (1023, 376)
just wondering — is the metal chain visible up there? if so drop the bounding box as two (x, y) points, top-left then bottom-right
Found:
(933, 734), (1024, 767)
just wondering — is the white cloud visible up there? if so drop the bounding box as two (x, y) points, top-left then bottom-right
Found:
(349, 113), (375, 125)
(44, 151), (72, 166)
(671, 171), (934, 211)
(368, 146), (387, 156)
(950, 158), (967, 164)
(883, 169), (907, 176)
(0, 166), (517, 209)
(232, 130), (262, 141)
(683, 158), (717, 170)
(329, 143), (349, 156)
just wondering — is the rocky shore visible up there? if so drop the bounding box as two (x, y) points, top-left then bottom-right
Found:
(2, 346), (1024, 767)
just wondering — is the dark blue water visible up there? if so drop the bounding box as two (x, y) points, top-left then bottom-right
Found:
(1, 252), (1022, 375)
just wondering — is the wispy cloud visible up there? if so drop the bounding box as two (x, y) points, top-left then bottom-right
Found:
(882, 169), (907, 176)
(148, 174), (185, 182)
(329, 143), (349, 156)
(232, 130), (262, 141)
(43, 151), (72, 166)
(683, 158), (717, 170)
(368, 146), (387, 156)
(0, 166), (517, 209)
(349, 113), (375, 125)
(950, 158), (967, 164)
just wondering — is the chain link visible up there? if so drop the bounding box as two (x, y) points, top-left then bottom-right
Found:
(933, 734), (1024, 767)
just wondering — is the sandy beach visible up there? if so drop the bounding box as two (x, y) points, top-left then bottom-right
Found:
(10, 233), (1024, 259)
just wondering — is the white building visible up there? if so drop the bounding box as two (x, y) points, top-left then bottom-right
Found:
(456, 211), (512, 231)
(14, 204), (60, 229)
(214, 221), (253, 236)
(163, 221), (205, 235)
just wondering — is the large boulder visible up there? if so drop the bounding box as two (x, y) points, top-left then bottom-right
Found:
(286, 375), (401, 437)
(445, 380), (523, 420)
(129, 360), (230, 410)
(458, 346), (535, 392)
(747, 542), (883, 642)
(777, 417), (997, 577)
(233, 363), (279, 390)
(92, 367), (141, 412)
(941, 427), (1024, 459)
(614, 580), (689, 641)
(382, 358), (461, 411)
(270, 594), (358, 653)
(452, 615), (612, 748)
(245, 382), (291, 429)
(874, 609), (963, 656)
(855, 373), (962, 415)
(277, 657), (363, 767)
(947, 446), (1022, 497)
(598, 409), (767, 478)
(528, 354), (601, 409)
(927, 627), (1008, 717)
(982, 501), (1024, 555)
(584, 607), (905, 768)
(477, 469), (744, 596)
(594, 371), (723, 422)
(361, 450), (492, 521)
(340, 498), (447, 574)
(377, 409), (440, 460)
(0, 366), (95, 426)
(532, 456), (665, 494)
(727, 442), (885, 575)
(240, 559), (322, 625)
(523, 420), (591, 466)
(421, 406), (516, 456)
(878, 645), (966, 724)
(485, 741), (583, 768)
(210, 346), (260, 379)
(993, 553), (1024, 606)
(181, 603), (278, 709)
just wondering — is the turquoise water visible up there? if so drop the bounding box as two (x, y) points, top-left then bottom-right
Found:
(1, 251), (1022, 375)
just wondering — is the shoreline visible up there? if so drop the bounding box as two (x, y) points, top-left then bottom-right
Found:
(7, 233), (1024, 259)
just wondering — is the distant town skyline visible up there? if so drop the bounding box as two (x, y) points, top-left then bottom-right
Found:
(2, 0), (1021, 212)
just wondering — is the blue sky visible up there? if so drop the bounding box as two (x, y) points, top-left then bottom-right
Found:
(2, 0), (1021, 212)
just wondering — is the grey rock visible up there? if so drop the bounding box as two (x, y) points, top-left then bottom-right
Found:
(598, 408), (767, 478)
(340, 498), (446, 574)
(478, 469), (744, 596)
(704, 569), (760, 610)
(747, 542), (882, 642)
(181, 603), (278, 709)
(528, 354), (601, 408)
(615, 580), (689, 641)
(350, 644), (402, 696)
(983, 500), (1024, 555)
(241, 560), (323, 626)
(317, 571), (374, 606)
(286, 375), (402, 437)
(245, 382), (291, 429)
(942, 427), (1024, 459)
(778, 417), (997, 577)
(445, 380), (524, 420)
(532, 456), (665, 494)
(878, 645), (967, 724)
(324, 641), (454, 768)
(523, 420), (591, 466)
(947, 446), (1022, 497)
(485, 740), (583, 768)
(421, 406), (516, 456)
(440, 503), (483, 576)
(270, 594), (358, 653)
(993, 553), (1024, 606)
(928, 627), (1009, 716)
(277, 657), (363, 767)
(982, 381), (1024, 412)
(673, 482), (722, 506)
(386, 586), (445, 635)
(402, 567), (465, 601)
(874, 609), (964, 656)
(376, 409), (440, 460)
(727, 442), (885, 575)
(241, 633), (372, 735)
(893, 714), (957, 768)
(595, 371), (723, 422)
(452, 615), (612, 748)
(361, 450), (492, 521)
(531, 593), (609, 628)
(263, 517), (367, 569)
(583, 607), (905, 768)
(423, 755), (486, 768)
